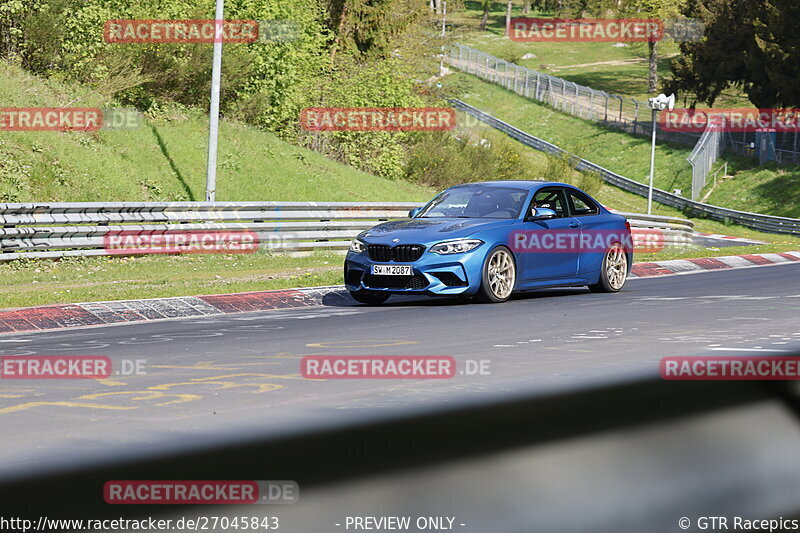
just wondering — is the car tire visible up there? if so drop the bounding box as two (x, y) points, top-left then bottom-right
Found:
(588, 242), (628, 293)
(477, 246), (516, 303)
(349, 290), (390, 305)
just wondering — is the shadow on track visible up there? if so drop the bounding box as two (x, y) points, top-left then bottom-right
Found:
(321, 287), (592, 308)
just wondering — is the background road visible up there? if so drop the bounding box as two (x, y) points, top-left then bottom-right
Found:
(1, 262), (798, 480)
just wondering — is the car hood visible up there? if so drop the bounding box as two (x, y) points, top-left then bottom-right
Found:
(360, 218), (516, 244)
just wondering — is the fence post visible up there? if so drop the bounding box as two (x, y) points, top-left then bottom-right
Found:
(524, 72), (529, 97)
(514, 65), (518, 93)
(633, 100), (639, 135)
(535, 73), (540, 100)
(573, 83), (578, 116)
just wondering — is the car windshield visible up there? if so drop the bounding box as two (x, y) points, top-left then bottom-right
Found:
(418, 186), (528, 219)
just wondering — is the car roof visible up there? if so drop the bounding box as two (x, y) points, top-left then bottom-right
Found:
(449, 180), (572, 191)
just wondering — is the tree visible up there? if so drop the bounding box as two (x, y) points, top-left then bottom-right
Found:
(479, 0), (491, 30)
(505, 0), (514, 36)
(576, 0), (684, 92)
(671, 0), (800, 107)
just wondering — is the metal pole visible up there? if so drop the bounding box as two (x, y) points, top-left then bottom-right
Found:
(205, 0), (225, 202)
(648, 108), (657, 215)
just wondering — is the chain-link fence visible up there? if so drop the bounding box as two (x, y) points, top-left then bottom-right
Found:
(446, 43), (800, 165)
(687, 125), (724, 200)
(446, 43), (800, 201)
(445, 43), (699, 147)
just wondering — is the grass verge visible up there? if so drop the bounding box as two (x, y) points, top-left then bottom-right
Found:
(0, 61), (432, 203)
(1, 242), (798, 310)
(443, 73), (800, 219)
(0, 252), (344, 310)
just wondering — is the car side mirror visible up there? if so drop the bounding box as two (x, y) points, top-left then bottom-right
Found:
(408, 207), (422, 218)
(528, 207), (557, 221)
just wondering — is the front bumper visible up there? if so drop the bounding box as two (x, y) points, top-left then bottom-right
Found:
(344, 247), (487, 296)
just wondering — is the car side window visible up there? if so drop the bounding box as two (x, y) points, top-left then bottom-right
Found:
(532, 189), (567, 218)
(567, 190), (600, 216)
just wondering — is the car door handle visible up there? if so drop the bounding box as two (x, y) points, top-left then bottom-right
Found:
(568, 221), (580, 228)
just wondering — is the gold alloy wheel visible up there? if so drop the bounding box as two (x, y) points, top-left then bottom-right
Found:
(606, 243), (628, 290)
(487, 248), (516, 300)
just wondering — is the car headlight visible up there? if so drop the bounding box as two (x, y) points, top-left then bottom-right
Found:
(349, 238), (366, 253)
(429, 239), (483, 255)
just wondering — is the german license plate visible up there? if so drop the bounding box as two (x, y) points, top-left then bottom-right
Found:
(371, 265), (412, 276)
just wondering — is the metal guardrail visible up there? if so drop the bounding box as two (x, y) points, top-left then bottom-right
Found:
(0, 201), (693, 261)
(451, 99), (800, 236)
(0, 202), (419, 261)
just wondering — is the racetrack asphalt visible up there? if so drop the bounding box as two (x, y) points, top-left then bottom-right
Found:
(1, 262), (798, 480)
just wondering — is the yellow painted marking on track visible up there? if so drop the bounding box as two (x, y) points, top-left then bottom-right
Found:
(0, 401), (134, 415)
(148, 373), (297, 394)
(96, 379), (128, 386)
(0, 394), (25, 398)
(305, 340), (418, 348)
(149, 361), (279, 370)
(79, 391), (201, 406)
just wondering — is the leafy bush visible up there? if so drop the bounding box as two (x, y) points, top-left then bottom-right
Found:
(404, 131), (539, 189)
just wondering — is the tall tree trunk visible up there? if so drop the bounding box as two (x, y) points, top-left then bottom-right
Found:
(480, 1), (490, 31)
(522, 0), (530, 15)
(648, 39), (658, 92)
(430, 0), (435, 11)
(329, 0), (351, 65)
(505, 0), (513, 36)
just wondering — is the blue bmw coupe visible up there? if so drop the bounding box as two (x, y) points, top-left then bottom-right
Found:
(344, 181), (633, 304)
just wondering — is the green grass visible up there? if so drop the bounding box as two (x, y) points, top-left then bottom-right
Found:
(0, 60), (433, 309)
(450, 2), (751, 107)
(0, 251), (344, 309)
(447, 73), (695, 194)
(1, 242), (798, 309)
(0, 61), (432, 203)
(444, 73), (800, 219)
(703, 165), (800, 219)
